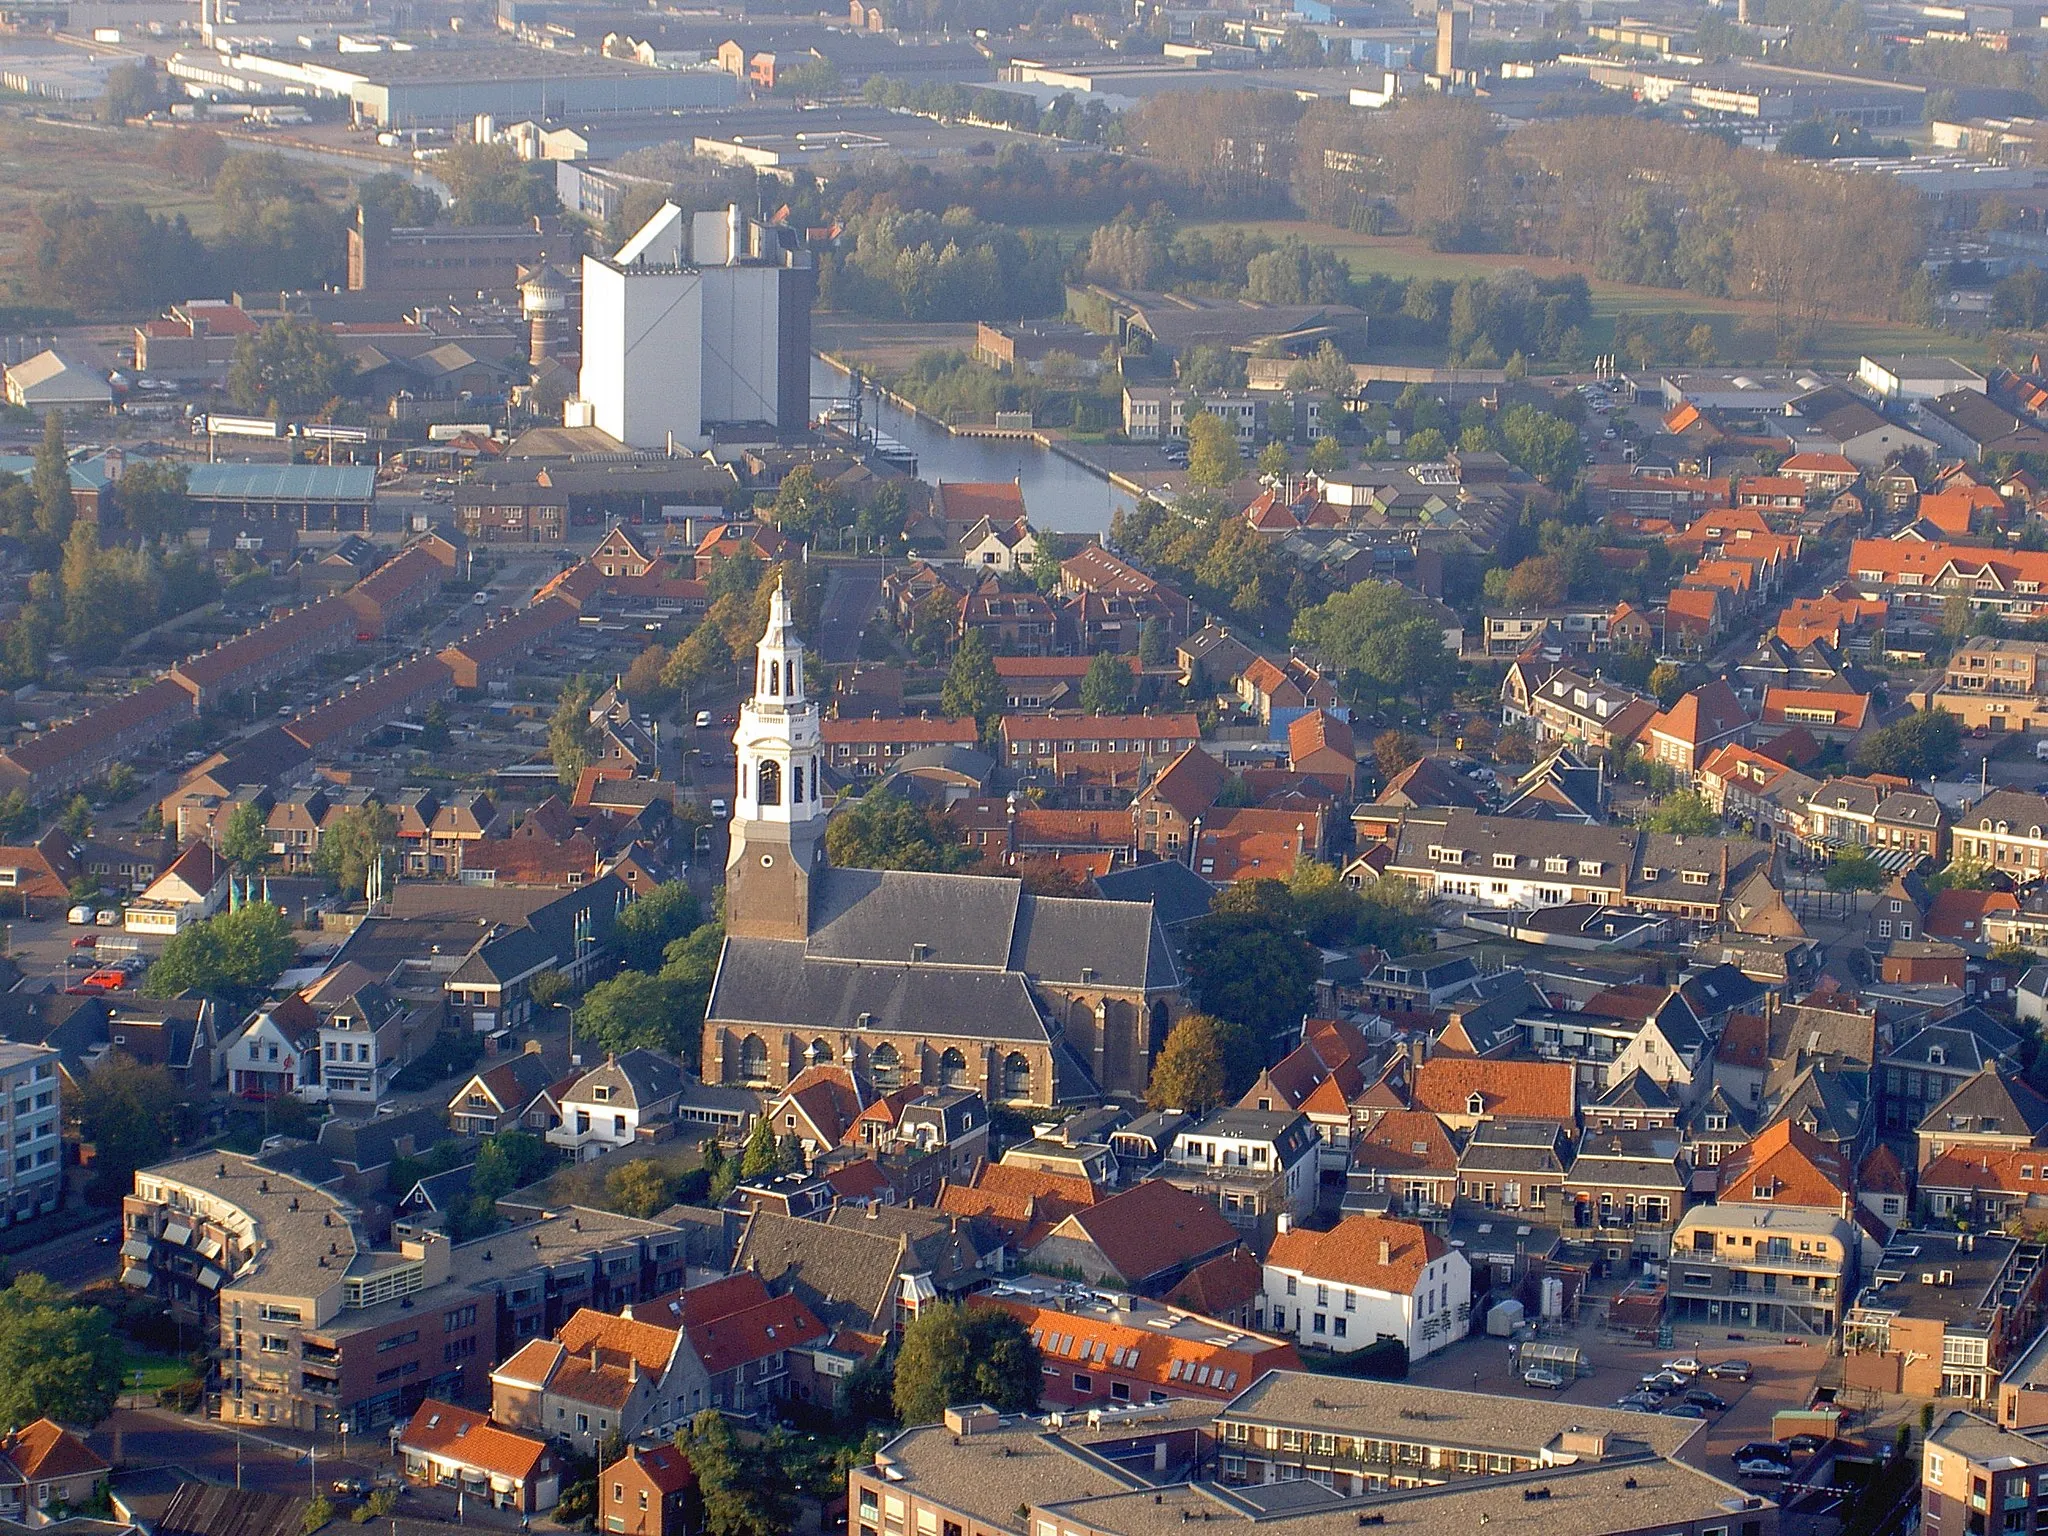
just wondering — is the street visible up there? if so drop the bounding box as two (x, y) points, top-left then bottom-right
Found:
(817, 560), (884, 665)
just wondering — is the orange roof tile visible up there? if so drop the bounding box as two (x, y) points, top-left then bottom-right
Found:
(975, 1294), (1296, 1395)
(399, 1401), (551, 1483)
(1412, 1057), (1575, 1123)
(3, 1421), (105, 1483)
(1716, 1120), (1851, 1209)
(555, 1308), (679, 1374)
(1265, 1215), (1445, 1294)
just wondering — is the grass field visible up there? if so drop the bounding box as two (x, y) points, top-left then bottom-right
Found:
(1185, 218), (1990, 370)
(0, 118), (223, 282)
(119, 1346), (199, 1395)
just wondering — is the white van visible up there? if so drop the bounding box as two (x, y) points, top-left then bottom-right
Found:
(710, 798), (728, 818)
(2035, 738), (2048, 762)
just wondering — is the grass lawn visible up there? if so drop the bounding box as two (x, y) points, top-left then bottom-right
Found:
(1182, 218), (1989, 370)
(0, 118), (221, 281)
(119, 1346), (199, 1395)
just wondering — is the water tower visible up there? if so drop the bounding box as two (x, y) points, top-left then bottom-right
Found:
(520, 261), (569, 374)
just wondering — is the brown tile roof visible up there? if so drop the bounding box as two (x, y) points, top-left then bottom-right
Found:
(398, 1400), (551, 1482)
(1350, 1109), (1459, 1175)
(687, 1292), (826, 1377)
(1288, 709), (1355, 762)
(1412, 1057), (1575, 1123)
(1163, 1248), (1264, 1318)
(1265, 1214), (1445, 1294)
(1860, 1142), (1909, 1196)
(612, 1443), (695, 1497)
(1717, 1012), (1769, 1071)
(1139, 746), (1227, 822)
(934, 482), (1026, 527)
(1044, 1179), (1238, 1286)
(491, 1338), (562, 1389)
(821, 716), (979, 745)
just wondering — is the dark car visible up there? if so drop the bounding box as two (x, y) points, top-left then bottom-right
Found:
(1709, 1360), (1755, 1382)
(1786, 1434), (1831, 1455)
(1733, 1443), (1789, 1465)
(1685, 1390), (1729, 1412)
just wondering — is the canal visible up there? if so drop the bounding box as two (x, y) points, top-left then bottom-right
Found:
(811, 355), (1132, 538)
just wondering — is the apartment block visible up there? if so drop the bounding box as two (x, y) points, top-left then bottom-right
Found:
(1667, 1202), (1857, 1338)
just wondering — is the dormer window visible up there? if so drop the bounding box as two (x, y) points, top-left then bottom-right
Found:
(593, 1086), (610, 1102)
(1466, 1093), (1484, 1114)
(1641, 867), (1660, 881)
(1928, 1046), (1945, 1067)
(1494, 854), (1516, 869)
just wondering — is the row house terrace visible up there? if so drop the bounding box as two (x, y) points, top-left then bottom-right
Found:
(1000, 713), (1201, 774)
(1949, 791), (2048, 885)
(1501, 664), (1657, 757)
(1848, 538), (2048, 629)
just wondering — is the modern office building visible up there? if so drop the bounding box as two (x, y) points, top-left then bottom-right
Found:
(0, 1045), (61, 1225)
(574, 202), (813, 451)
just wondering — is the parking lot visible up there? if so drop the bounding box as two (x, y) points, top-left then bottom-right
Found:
(1404, 1308), (1831, 1477)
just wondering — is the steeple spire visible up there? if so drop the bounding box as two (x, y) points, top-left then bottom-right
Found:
(725, 580), (825, 942)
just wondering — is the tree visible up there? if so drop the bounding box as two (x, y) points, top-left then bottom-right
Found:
(548, 674), (602, 788)
(1825, 846), (1887, 893)
(467, 1129), (552, 1227)
(1292, 583), (1456, 711)
(1373, 730), (1422, 782)
(71, 1053), (187, 1200)
(1926, 855), (1994, 894)
(621, 644), (673, 710)
(1181, 907), (1319, 1047)
(892, 1303), (1041, 1425)
(1851, 708), (1962, 780)
(662, 620), (733, 697)
(1647, 662), (1686, 708)
(59, 794), (91, 841)
(1146, 1012), (1259, 1111)
(1186, 412), (1243, 489)
(228, 316), (342, 418)
(315, 801), (396, 898)
(683, 1410), (795, 1536)
(739, 1114), (781, 1181)
(113, 460), (189, 543)
(1139, 618), (1171, 668)
(1307, 434), (1348, 477)
(301, 1496), (334, 1536)
(100, 57), (165, 124)
(825, 790), (970, 872)
(1257, 441), (1291, 479)
(32, 412), (72, 543)
(613, 881), (701, 973)
(1643, 790), (1717, 834)
(0, 1273), (124, 1428)
(219, 799), (270, 872)
(575, 970), (693, 1059)
(1079, 652), (1135, 715)
(605, 1159), (676, 1219)
(435, 143), (557, 226)
(143, 901), (294, 1003)
(700, 1137), (734, 1204)
(941, 630), (1002, 728)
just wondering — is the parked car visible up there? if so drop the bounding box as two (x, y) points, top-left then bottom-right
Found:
(66, 905), (93, 926)
(1660, 1356), (1703, 1376)
(1785, 1434), (1831, 1455)
(1522, 1368), (1566, 1389)
(95, 909), (119, 927)
(695, 710), (713, 728)
(332, 1479), (368, 1498)
(1685, 1390), (1729, 1412)
(1616, 1392), (1663, 1411)
(1735, 1459), (1792, 1480)
(1733, 1443), (1789, 1465)
(1661, 1403), (1707, 1419)
(1709, 1360), (1755, 1382)
(70, 934), (95, 948)
(1641, 1371), (1687, 1391)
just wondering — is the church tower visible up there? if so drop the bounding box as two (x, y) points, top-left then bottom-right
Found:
(724, 581), (826, 941)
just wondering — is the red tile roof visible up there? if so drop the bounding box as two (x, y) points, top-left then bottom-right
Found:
(976, 1294), (1296, 1396)
(1412, 1057), (1575, 1123)
(1044, 1180), (1238, 1285)
(687, 1292), (826, 1377)
(2, 1421), (105, 1483)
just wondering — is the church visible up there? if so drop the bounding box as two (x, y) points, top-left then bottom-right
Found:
(700, 587), (1183, 1105)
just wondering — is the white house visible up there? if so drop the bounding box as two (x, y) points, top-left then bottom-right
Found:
(959, 516), (1038, 574)
(1261, 1214), (1472, 1361)
(223, 996), (320, 1101)
(1163, 1107), (1321, 1233)
(123, 841), (228, 935)
(305, 964), (410, 1106)
(547, 1048), (685, 1161)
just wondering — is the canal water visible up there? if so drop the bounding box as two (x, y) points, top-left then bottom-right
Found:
(811, 355), (1131, 537)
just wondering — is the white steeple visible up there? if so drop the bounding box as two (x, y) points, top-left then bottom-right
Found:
(734, 580), (820, 823)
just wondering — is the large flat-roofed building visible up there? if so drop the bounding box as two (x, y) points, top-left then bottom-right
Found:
(185, 43), (738, 128)
(575, 202), (813, 451)
(184, 464), (375, 532)
(122, 1151), (688, 1432)
(851, 1375), (1772, 1536)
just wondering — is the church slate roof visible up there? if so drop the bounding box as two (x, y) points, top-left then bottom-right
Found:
(709, 942), (1061, 1044)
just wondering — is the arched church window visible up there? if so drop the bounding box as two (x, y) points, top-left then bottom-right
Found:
(758, 759), (782, 807)
(793, 765), (804, 804)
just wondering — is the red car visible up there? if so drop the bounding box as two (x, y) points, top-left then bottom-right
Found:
(78, 969), (127, 991)
(69, 934), (96, 949)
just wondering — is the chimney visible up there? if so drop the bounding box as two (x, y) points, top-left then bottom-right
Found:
(1276, 1214), (1291, 1235)
(592, 1346), (601, 1370)
(1378, 1238), (1391, 1265)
